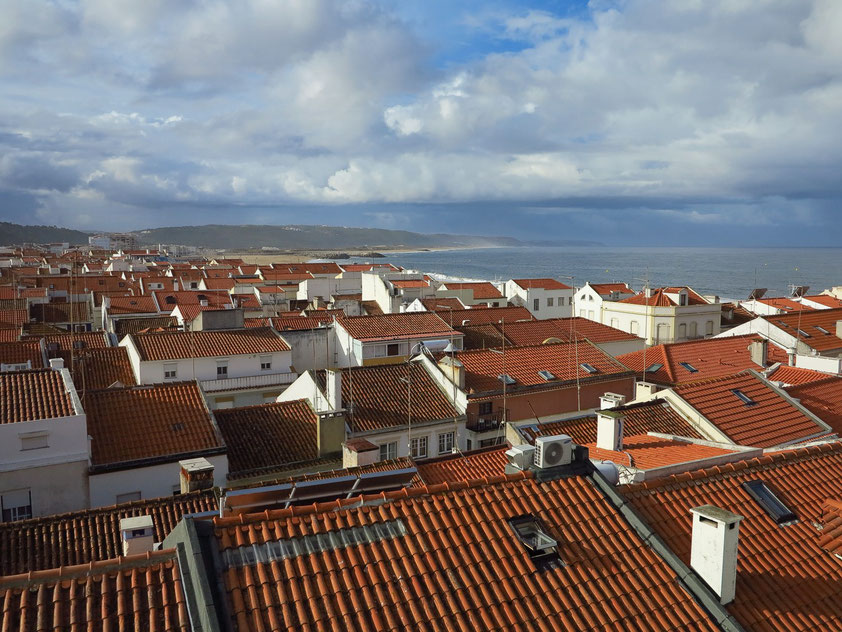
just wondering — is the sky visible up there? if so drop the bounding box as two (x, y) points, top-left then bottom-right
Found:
(1, 0), (842, 245)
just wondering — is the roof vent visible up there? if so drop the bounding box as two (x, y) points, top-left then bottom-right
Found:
(119, 515), (155, 556)
(534, 434), (573, 469)
(508, 514), (561, 570)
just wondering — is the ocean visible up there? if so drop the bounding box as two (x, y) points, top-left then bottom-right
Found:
(372, 246), (842, 302)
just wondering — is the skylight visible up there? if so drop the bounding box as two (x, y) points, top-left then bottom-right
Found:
(731, 389), (757, 406)
(537, 370), (555, 381)
(580, 363), (599, 374)
(742, 480), (797, 525)
(796, 329), (811, 338)
(508, 514), (561, 570)
(816, 326), (831, 335)
(645, 363), (663, 373)
(679, 361), (698, 373)
(498, 374), (516, 385)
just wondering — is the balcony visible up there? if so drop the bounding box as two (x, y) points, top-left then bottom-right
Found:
(467, 408), (508, 433)
(200, 371), (297, 393)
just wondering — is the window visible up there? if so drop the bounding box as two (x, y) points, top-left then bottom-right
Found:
(630, 321), (639, 335)
(732, 389), (756, 406)
(796, 329), (811, 338)
(216, 361), (228, 377)
(538, 370), (555, 381)
(568, 297), (573, 305)
(480, 437), (504, 448)
(260, 356), (272, 371)
(588, 310), (594, 320)
(679, 361), (698, 373)
(508, 514), (561, 570)
(610, 318), (619, 329)
(742, 480), (797, 524)
(705, 321), (714, 335)
(116, 491), (141, 504)
(498, 374), (516, 385)
(438, 432), (455, 454)
(689, 322), (698, 338)
(679, 292), (688, 306)
(816, 326), (831, 335)
(478, 401), (493, 416)
(547, 297), (554, 307)
(20, 432), (48, 451)
(387, 343), (400, 356)
(410, 436), (428, 459)
(580, 363), (599, 374)
(645, 363), (664, 373)
(678, 323), (687, 339)
(1, 489), (32, 522)
(164, 363), (178, 380)
(379, 442), (397, 461)
(533, 298), (540, 311)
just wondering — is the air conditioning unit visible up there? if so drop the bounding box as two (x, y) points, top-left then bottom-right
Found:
(505, 445), (535, 471)
(534, 435), (573, 469)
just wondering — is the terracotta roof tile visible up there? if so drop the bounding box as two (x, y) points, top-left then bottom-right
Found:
(804, 294), (842, 308)
(0, 369), (74, 423)
(0, 327), (20, 342)
(518, 399), (704, 445)
(337, 312), (455, 342)
(0, 308), (28, 327)
(442, 282), (504, 300)
(360, 300), (383, 316)
(0, 549), (192, 631)
(70, 347), (137, 390)
(113, 315), (178, 336)
(496, 317), (639, 347)
(271, 313), (333, 331)
(617, 334), (768, 386)
(624, 442), (842, 630)
(85, 382), (224, 467)
(762, 307), (842, 352)
(129, 326), (289, 361)
(214, 473), (717, 631)
(0, 490), (216, 575)
(438, 305), (533, 326)
(421, 297), (465, 311)
(767, 364), (832, 386)
(786, 377), (842, 435)
(107, 295), (159, 314)
(30, 301), (92, 323)
(215, 400), (319, 478)
(588, 282), (635, 296)
(152, 290), (232, 308)
(674, 371), (826, 447)
(391, 279), (430, 288)
(457, 341), (631, 394)
(0, 340), (44, 368)
(35, 331), (110, 350)
(316, 363), (459, 432)
(416, 446), (509, 484)
(585, 434), (739, 470)
(511, 278), (572, 290)
(757, 296), (814, 312)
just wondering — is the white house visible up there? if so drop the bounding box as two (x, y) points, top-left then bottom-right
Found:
(504, 278), (574, 319)
(0, 363), (90, 520)
(601, 287), (721, 345)
(120, 326), (295, 408)
(361, 271), (437, 314)
(573, 282), (635, 323)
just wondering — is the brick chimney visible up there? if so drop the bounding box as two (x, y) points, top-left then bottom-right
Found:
(690, 505), (742, 604)
(179, 457), (215, 494)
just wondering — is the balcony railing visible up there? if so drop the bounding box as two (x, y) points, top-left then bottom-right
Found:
(200, 371), (297, 392)
(466, 408), (508, 433)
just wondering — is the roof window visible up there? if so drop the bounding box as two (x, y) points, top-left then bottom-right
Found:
(498, 374), (516, 385)
(731, 389), (756, 406)
(508, 514), (561, 570)
(580, 363), (599, 374)
(796, 329), (811, 338)
(537, 370), (555, 381)
(679, 361), (698, 373)
(742, 480), (797, 525)
(816, 326), (831, 335)
(645, 363), (663, 373)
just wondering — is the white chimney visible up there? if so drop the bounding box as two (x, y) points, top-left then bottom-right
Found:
(749, 339), (768, 368)
(199, 299), (209, 306)
(836, 320), (842, 339)
(690, 505), (742, 605)
(326, 369), (342, 410)
(49, 357), (65, 370)
(596, 410), (624, 452)
(599, 392), (626, 409)
(120, 515), (155, 556)
(635, 381), (659, 400)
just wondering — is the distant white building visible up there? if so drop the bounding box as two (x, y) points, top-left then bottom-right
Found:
(573, 282), (635, 323)
(504, 278), (574, 319)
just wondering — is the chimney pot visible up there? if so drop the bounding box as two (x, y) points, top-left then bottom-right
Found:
(690, 505), (742, 604)
(599, 392), (626, 410)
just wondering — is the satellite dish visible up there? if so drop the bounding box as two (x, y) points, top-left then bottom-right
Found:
(748, 288), (767, 300)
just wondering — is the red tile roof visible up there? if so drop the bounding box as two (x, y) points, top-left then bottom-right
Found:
(130, 326), (289, 361)
(617, 334), (769, 385)
(0, 327), (20, 342)
(0, 340), (44, 368)
(757, 296), (814, 312)
(442, 281), (504, 300)
(415, 446), (509, 484)
(588, 282), (635, 296)
(215, 473), (718, 631)
(585, 434), (737, 469)
(152, 289), (233, 308)
(0, 549), (192, 631)
(511, 277), (572, 290)
(271, 313), (333, 331)
(318, 363), (459, 432)
(786, 376), (842, 435)
(85, 382), (224, 467)
(674, 371), (827, 447)
(804, 294), (842, 308)
(203, 277), (236, 290)
(215, 400), (319, 477)
(620, 286), (709, 307)
(762, 307), (842, 352)
(0, 369), (74, 423)
(421, 297), (465, 311)
(439, 305), (533, 326)
(36, 330), (110, 350)
(113, 315), (177, 336)
(0, 308), (28, 327)
(391, 279), (430, 288)
(337, 312), (455, 342)
(624, 442), (842, 631)
(0, 489), (216, 575)
(499, 317), (639, 346)
(340, 263), (400, 272)
(518, 399), (704, 445)
(30, 301), (91, 323)
(456, 323), (510, 349)
(360, 300), (383, 316)
(457, 341), (631, 394)
(71, 347), (137, 390)
(107, 295), (159, 314)
(767, 364), (832, 386)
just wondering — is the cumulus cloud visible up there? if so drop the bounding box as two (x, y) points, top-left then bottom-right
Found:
(0, 0), (840, 243)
